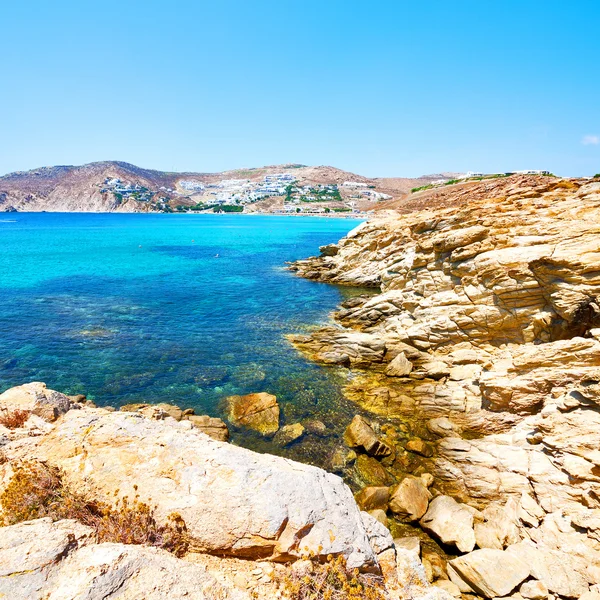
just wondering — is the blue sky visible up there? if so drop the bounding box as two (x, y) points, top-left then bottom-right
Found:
(1, 0), (598, 177)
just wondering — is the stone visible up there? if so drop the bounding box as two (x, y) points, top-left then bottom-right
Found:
(394, 536), (420, 558)
(155, 403), (184, 420)
(273, 423), (305, 446)
(506, 541), (591, 598)
(303, 419), (327, 435)
(354, 485), (390, 511)
(355, 454), (392, 486)
(360, 511), (394, 556)
(519, 579), (549, 600)
(0, 518), (95, 600)
(449, 548), (530, 598)
(385, 352), (413, 377)
(433, 579), (462, 597)
(420, 495), (478, 552)
(420, 472), (434, 487)
(0, 382), (71, 422)
(343, 415), (392, 457)
(474, 500), (520, 550)
(389, 476), (431, 521)
(406, 437), (434, 457)
(368, 509), (388, 527)
(186, 415), (230, 441)
(427, 417), (461, 437)
(2, 409), (379, 568)
(223, 392), (279, 435)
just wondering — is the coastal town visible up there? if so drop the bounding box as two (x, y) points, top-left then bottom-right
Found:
(100, 171), (393, 215)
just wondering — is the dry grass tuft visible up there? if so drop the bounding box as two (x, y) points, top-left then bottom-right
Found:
(281, 554), (388, 600)
(0, 460), (189, 556)
(0, 409), (30, 429)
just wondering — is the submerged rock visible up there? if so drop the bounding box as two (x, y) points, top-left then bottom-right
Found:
(344, 415), (391, 457)
(223, 392), (279, 435)
(273, 422), (305, 446)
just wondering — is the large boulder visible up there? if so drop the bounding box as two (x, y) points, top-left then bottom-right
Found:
(344, 415), (391, 457)
(0, 518), (94, 600)
(449, 548), (530, 598)
(0, 382), (71, 422)
(420, 495), (478, 552)
(388, 476), (431, 521)
(223, 392), (279, 435)
(2, 409), (379, 568)
(0, 518), (248, 600)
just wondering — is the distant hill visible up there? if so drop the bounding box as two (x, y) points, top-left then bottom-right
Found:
(0, 161), (438, 213)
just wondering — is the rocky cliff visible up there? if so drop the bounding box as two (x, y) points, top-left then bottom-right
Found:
(289, 174), (600, 599)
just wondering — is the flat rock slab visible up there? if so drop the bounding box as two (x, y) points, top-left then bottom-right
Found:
(449, 548), (530, 598)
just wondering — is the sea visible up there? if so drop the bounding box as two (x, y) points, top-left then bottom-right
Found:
(0, 213), (370, 464)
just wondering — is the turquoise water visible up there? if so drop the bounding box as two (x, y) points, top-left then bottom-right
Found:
(0, 213), (366, 463)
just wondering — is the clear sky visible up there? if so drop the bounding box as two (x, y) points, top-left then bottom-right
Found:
(1, 0), (598, 177)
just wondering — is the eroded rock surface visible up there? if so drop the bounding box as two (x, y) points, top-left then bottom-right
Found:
(290, 175), (600, 598)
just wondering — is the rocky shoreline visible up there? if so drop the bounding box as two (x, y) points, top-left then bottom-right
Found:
(2, 173), (600, 599)
(0, 382), (448, 599)
(288, 174), (600, 599)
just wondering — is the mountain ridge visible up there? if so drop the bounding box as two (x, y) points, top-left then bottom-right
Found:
(0, 161), (438, 213)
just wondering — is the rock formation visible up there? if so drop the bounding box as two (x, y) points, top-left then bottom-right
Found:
(0, 383), (448, 599)
(290, 174), (600, 598)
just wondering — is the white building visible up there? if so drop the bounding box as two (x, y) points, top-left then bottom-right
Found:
(342, 181), (368, 188)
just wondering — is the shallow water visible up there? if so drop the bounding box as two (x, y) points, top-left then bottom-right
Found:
(0, 213), (369, 463)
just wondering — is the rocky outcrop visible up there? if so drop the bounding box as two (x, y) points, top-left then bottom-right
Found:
(0, 518), (249, 600)
(290, 175), (600, 598)
(0, 384), (456, 600)
(1, 408), (375, 566)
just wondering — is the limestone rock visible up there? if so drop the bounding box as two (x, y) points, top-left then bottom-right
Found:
(186, 415), (230, 441)
(223, 392), (279, 435)
(433, 579), (462, 598)
(355, 485), (390, 511)
(273, 423), (305, 446)
(0, 382), (71, 422)
(344, 415), (391, 457)
(389, 476), (431, 521)
(420, 495), (478, 552)
(367, 509), (388, 527)
(394, 536), (420, 558)
(519, 579), (548, 600)
(0, 518), (249, 600)
(405, 437), (433, 457)
(474, 499), (520, 549)
(0, 518), (95, 600)
(449, 548), (530, 598)
(507, 540), (591, 598)
(355, 454), (392, 486)
(386, 351), (413, 377)
(45, 542), (248, 600)
(3, 409), (378, 568)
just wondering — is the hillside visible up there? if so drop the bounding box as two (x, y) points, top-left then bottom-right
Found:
(0, 161), (435, 214)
